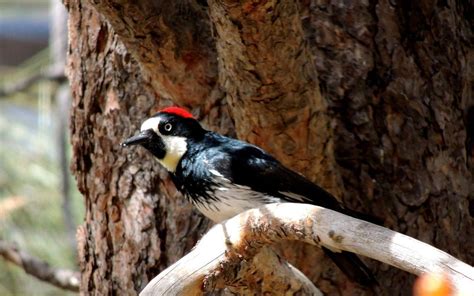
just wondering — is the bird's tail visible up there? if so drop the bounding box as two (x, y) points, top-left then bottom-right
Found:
(322, 247), (376, 286)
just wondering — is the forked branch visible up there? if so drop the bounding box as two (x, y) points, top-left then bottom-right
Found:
(141, 203), (474, 295)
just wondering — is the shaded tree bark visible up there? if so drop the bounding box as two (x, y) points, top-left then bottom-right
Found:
(65, 0), (473, 295)
(305, 0), (473, 292)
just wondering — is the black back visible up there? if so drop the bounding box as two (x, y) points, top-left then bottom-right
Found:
(173, 131), (342, 212)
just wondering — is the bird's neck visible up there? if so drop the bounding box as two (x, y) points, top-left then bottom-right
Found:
(169, 131), (218, 198)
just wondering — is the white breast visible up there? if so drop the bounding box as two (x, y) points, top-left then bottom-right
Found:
(191, 178), (280, 223)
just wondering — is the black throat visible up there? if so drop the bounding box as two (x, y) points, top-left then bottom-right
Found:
(141, 131), (166, 159)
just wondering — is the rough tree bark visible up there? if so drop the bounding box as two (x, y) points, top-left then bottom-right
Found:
(305, 0), (473, 292)
(65, 0), (473, 295)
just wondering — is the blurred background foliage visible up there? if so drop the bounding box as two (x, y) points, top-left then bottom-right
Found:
(0, 0), (84, 295)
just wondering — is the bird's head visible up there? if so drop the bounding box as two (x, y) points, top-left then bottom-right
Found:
(122, 107), (205, 172)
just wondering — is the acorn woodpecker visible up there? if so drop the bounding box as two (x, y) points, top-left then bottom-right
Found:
(122, 106), (375, 285)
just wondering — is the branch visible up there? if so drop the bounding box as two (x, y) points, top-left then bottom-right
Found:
(141, 242), (321, 296)
(0, 240), (80, 292)
(0, 65), (66, 98)
(141, 203), (474, 295)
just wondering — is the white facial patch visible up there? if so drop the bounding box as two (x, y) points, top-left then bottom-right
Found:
(140, 116), (187, 173)
(140, 117), (161, 133)
(159, 135), (187, 172)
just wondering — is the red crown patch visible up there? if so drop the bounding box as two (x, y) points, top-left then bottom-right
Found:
(160, 106), (194, 119)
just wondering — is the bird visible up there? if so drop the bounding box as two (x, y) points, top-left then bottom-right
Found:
(122, 106), (376, 286)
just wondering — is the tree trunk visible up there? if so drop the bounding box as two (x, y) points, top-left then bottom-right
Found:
(65, 2), (216, 294)
(305, 1), (473, 293)
(65, 0), (472, 295)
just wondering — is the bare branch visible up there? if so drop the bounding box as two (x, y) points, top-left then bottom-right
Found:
(0, 240), (79, 292)
(0, 65), (66, 98)
(141, 242), (321, 296)
(141, 203), (474, 295)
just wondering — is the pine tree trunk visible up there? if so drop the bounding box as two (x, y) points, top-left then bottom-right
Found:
(65, 2), (217, 294)
(65, 0), (472, 295)
(306, 1), (473, 293)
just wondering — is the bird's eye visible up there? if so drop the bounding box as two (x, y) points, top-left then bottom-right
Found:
(164, 123), (173, 132)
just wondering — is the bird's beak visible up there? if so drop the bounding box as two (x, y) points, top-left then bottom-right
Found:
(121, 129), (154, 147)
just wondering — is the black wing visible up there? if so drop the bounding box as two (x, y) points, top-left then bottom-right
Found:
(207, 138), (343, 212)
(206, 137), (376, 286)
